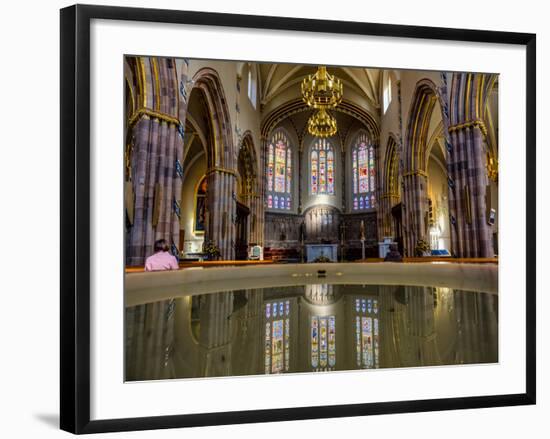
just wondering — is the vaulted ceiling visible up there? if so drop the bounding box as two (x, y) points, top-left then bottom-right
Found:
(256, 63), (382, 111)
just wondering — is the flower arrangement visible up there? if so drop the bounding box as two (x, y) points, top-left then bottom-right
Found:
(414, 239), (431, 257)
(313, 254), (332, 263)
(203, 240), (221, 260)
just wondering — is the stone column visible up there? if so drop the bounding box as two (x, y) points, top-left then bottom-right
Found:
(126, 57), (185, 265)
(402, 172), (428, 256)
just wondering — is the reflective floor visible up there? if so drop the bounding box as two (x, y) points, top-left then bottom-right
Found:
(125, 284), (498, 381)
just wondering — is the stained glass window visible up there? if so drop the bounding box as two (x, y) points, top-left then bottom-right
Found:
(265, 300), (291, 374)
(266, 131), (292, 210)
(352, 133), (376, 211)
(310, 138), (335, 195)
(311, 315), (336, 371)
(354, 297), (380, 369)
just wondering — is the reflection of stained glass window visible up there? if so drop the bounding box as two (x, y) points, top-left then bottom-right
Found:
(266, 131), (292, 210)
(271, 320), (284, 373)
(328, 316), (336, 367)
(355, 316), (361, 366)
(265, 301), (291, 374)
(354, 296), (380, 369)
(264, 322), (271, 373)
(352, 133), (376, 211)
(311, 317), (319, 369)
(311, 315), (336, 371)
(374, 317), (379, 368)
(310, 139), (335, 195)
(319, 318), (328, 368)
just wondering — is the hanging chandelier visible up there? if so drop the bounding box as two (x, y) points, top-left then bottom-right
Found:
(301, 66), (343, 137)
(307, 108), (338, 138)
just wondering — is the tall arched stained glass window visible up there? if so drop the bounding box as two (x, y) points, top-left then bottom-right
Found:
(310, 138), (335, 195)
(266, 130), (292, 210)
(352, 132), (376, 210)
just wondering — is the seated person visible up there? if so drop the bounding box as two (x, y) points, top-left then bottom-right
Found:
(384, 243), (403, 262)
(145, 239), (179, 271)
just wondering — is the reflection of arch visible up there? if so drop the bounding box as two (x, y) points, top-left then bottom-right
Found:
(191, 68), (235, 169)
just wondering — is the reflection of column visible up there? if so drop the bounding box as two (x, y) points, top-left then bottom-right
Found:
(198, 292), (234, 377)
(125, 299), (176, 380)
(453, 290), (498, 364)
(230, 289), (264, 376)
(378, 286), (400, 368)
(404, 286), (440, 365)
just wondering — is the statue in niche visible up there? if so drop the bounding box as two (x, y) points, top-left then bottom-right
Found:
(194, 176), (207, 233)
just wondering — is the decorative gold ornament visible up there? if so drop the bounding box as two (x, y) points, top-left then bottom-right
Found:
(487, 153), (498, 182)
(301, 66), (343, 137)
(307, 108), (338, 138)
(301, 66), (343, 109)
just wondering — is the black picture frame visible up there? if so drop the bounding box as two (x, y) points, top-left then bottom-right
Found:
(60, 4), (536, 434)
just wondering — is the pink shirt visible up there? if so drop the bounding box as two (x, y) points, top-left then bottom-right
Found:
(144, 251), (179, 271)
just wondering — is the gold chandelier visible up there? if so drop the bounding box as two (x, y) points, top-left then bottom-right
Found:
(301, 66), (343, 137)
(307, 108), (338, 138)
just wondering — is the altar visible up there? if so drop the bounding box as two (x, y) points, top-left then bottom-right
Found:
(306, 244), (338, 262)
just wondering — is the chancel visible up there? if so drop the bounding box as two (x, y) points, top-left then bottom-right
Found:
(124, 56), (499, 381)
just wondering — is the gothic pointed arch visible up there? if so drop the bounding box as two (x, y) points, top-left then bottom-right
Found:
(191, 68), (236, 170)
(181, 67), (238, 260)
(402, 79), (446, 256)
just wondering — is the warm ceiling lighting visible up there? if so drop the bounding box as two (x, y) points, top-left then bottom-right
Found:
(307, 108), (337, 138)
(302, 66), (343, 137)
(301, 66), (343, 109)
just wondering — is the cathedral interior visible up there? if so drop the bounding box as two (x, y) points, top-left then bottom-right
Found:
(124, 57), (499, 266)
(124, 57), (499, 380)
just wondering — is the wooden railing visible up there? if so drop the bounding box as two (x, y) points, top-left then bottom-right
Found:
(125, 259), (274, 273)
(356, 257), (498, 264)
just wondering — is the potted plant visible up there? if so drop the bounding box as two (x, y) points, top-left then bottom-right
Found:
(203, 240), (221, 260)
(414, 239), (431, 257)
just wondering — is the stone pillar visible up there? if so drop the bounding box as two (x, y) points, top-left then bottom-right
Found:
(126, 57), (185, 266)
(206, 169), (237, 260)
(447, 124), (491, 257)
(402, 172), (428, 256)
